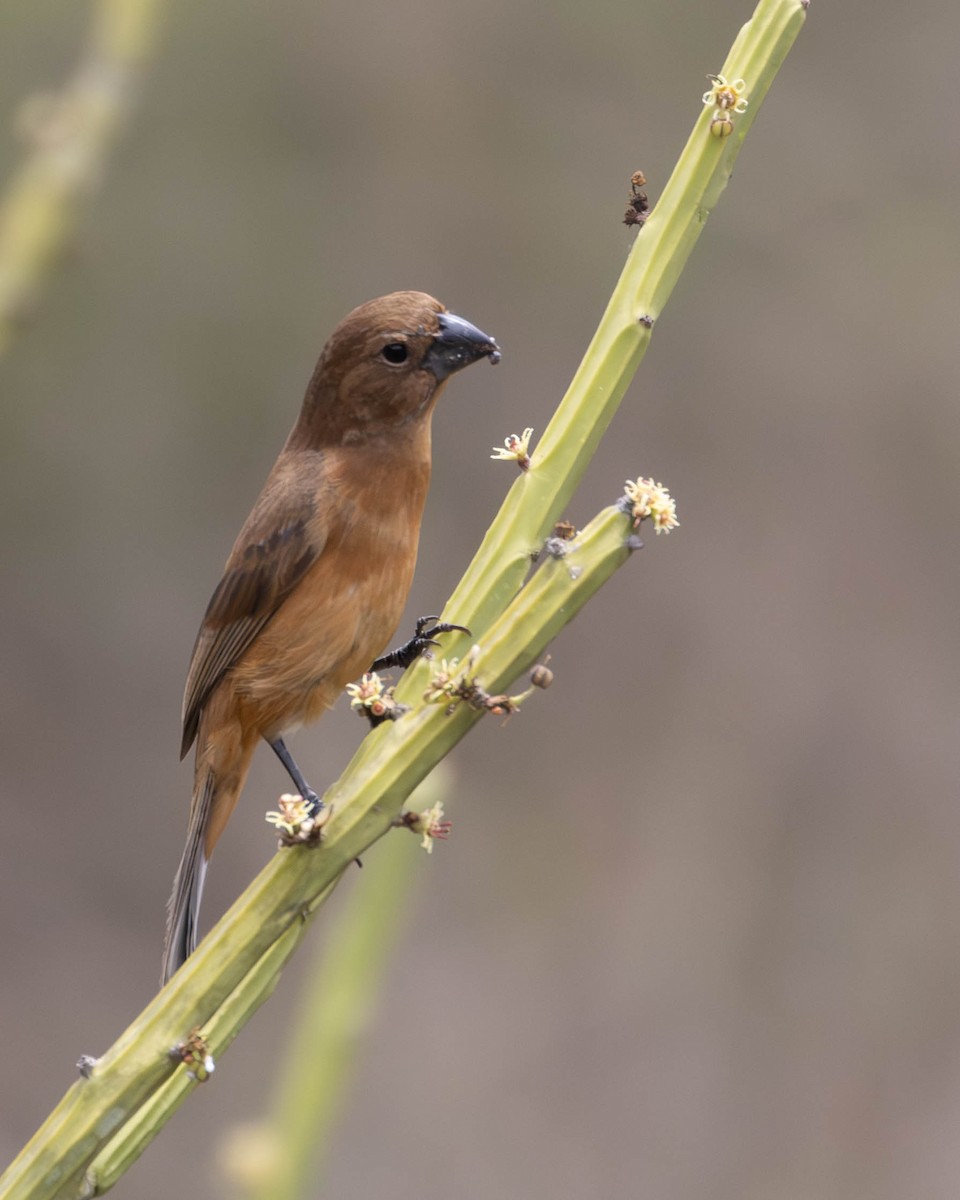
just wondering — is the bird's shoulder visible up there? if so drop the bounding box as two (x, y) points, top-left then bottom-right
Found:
(207, 453), (331, 628)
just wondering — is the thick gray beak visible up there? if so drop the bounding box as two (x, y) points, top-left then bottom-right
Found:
(424, 311), (501, 381)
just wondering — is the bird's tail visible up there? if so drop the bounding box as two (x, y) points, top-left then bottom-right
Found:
(161, 770), (214, 985)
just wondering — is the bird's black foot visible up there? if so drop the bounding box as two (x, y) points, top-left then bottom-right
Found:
(371, 616), (471, 672)
(269, 738), (325, 819)
(300, 788), (323, 820)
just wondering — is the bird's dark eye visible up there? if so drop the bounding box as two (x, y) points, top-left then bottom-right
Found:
(381, 342), (408, 365)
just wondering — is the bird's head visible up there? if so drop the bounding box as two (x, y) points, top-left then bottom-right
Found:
(296, 291), (500, 446)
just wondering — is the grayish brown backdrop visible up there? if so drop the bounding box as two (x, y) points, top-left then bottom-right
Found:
(1, 1), (957, 1196)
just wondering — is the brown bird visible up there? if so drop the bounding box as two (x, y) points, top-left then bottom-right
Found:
(162, 291), (500, 983)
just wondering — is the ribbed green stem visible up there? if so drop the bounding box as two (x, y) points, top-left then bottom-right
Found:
(228, 778), (438, 1200)
(425, 0), (806, 671)
(81, 879), (341, 1197)
(1, 502), (640, 1200)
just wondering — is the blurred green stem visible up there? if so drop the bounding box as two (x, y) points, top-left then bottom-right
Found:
(0, 0), (161, 356)
(0, 2), (806, 1196)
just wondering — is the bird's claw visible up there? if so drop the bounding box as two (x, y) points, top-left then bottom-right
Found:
(302, 789), (323, 820)
(370, 616), (471, 672)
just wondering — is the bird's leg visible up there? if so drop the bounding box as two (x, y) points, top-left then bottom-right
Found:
(370, 615), (471, 673)
(269, 737), (323, 818)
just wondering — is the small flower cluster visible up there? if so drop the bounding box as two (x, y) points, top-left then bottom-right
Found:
(172, 1028), (215, 1083)
(422, 656), (467, 705)
(622, 477), (679, 535)
(624, 169), (650, 227)
(265, 793), (330, 844)
(345, 672), (402, 723)
(424, 649), (535, 720)
(394, 800), (453, 854)
(491, 427), (534, 470)
(702, 74), (748, 139)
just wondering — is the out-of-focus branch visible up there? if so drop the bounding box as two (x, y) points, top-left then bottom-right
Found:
(0, 0), (162, 357)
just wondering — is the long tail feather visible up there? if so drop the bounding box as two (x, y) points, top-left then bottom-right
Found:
(161, 771), (214, 984)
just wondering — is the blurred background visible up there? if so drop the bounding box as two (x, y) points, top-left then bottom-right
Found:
(1, 1), (958, 1196)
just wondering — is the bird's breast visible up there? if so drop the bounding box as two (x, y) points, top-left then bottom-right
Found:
(232, 446), (431, 734)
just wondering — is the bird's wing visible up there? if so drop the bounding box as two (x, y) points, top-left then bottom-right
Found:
(180, 476), (325, 758)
